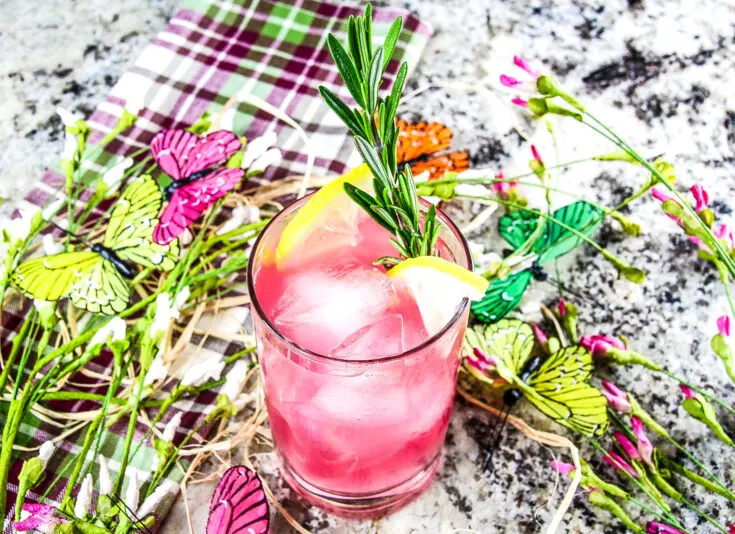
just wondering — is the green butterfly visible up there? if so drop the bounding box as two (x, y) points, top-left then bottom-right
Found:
(464, 319), (609, 437)
(471, 201), (603, 323)
(12, 175), (178, 315)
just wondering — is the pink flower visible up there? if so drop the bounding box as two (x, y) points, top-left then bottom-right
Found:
(690, 184), (709, 214)
(601, 381), (632, 414)
(651, 187), (682, 224)
(679, 384), (696, 400)
(558, 297), (567, 318)
(717, 315), (731, 337)
(467, 347), (497, 373)
(551, 460), (576, 476)
(728, 525), (735, 534)
(631, 417), (655, 468)
(646, 522), (685, 534)
(514, 55), (541, 78)
(604, 451), (638, 478)
(532, 324), (548, 345)
(13, 504), (64, 533)
(500, 56), (542, 105)
(580, 335), (625, 357)
(613, 432), (641, 461)
(511, 97), (528, 108)
(715, 223), (735, 249)
(531, 145), (544, 165)
(492, 172), (518, 201)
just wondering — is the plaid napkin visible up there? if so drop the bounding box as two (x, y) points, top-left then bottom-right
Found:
(2, 0), (431, 531)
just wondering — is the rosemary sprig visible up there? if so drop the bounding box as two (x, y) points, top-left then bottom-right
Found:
(319, 4), (441, 266)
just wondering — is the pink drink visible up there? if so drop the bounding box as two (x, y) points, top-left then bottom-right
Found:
(248, 195), (471, 517)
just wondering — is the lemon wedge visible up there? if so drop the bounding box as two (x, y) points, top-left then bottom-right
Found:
(387, 256), (488, 335)
(275, 163), (374, 270)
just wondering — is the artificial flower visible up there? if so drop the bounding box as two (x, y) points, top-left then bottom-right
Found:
(651, 188), (681, 223)
(181, 358), (226, 387)
(221, 360), (250, 402)
(491, 171), (517, 201)
(217, 203), (261, 236)
(151, 287), (190, 337)
(717, 315), (731, 337)
(12, 503), (64, 533)
(679, 384), (695, 400)
(137, 480), (174, 518)
(144, 354), (168, 386)
(631, 417), (655, 469)
(89, 317), (127, 348)
(604, 451), (638, 478)
(646, 521), (685, 533)
(250, 147), (281, 174)
(557, 297), (567, 318)
(680, 385), (734, 446)
(613, 432), (640, 462)
(580, 335), (625, 357)
(551, 460), (576, 476)
(99, 456), (113, 495)
(714, 223), (735, 249)
(601, 381), (632, 414)
(162, 412), (183, 443)
(126, 470), (140, 513)
(74, 473), (93, 518)
(33, 299), (56, 329)
(242, 131), (277, 169)
(531, 323), (548, 346)
(690, 184), (709, 214)
(56, 107), (81, 127)
(37, 441), (54, 469)
(500, 55), (541, 96)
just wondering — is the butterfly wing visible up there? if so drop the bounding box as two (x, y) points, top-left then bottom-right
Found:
(105, 176), (179, 269)
(150, 129), (242, 180)
(69, 260), (130, 315)
(498, 210), (542, 251)
(206, 466), (269, 534)
(153, 168), (244, 245)
(466, 319), (535, 377)
(471, 270), (532, 324)
(537, 201), (604, 264)
(408, 152), (470, 181)
(524, 345), (609, 437)
(12, 251), (101, 301)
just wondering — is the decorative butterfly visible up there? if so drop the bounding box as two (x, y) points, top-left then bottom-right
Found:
(396, 119), (469, 180)
(471, 201), (604, 323)
(12, 176), (178, 315)
(206, 465), (270, 534)
(464, 319), (609, 438)
(151, 129), (245, 245)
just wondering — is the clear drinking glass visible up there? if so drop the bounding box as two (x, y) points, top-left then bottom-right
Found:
(248, 195), (472, 518)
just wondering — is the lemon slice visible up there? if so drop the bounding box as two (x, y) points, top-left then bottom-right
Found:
(387, 256), (488, 335)
(275, 163), (374, 270)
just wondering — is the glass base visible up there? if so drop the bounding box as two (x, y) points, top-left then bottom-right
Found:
(277, 451), (443, 519)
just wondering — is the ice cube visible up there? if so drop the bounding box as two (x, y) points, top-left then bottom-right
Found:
(329, 313), (405, 360)
(273, 261), (399, 354)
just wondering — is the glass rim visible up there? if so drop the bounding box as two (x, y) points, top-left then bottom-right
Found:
(247, 193), (473, 365)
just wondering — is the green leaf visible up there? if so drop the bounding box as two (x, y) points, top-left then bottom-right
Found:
(367, 47), (384, 113)
(387, 62), (408, 122)
(382, 17), (403, 71)
(389, 237), (410, 258)
(327, 34), (365, 109)
(354, 136), (391, 187)
(538, 201), (604, 264)
(371, 205), (398, 230)
(347, 16), (361, 70)
(318, 86), (364, 136)
(363, 3), (373, 59)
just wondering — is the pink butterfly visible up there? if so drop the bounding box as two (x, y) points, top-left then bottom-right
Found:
(206, 466), (270, 534)
(151, 129), (245, 245)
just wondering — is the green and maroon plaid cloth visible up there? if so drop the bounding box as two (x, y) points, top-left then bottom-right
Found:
(1, 0), (431, 531)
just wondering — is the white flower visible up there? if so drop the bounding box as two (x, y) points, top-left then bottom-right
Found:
(137, 480), (174, 518)
(151, 288), (190, 337)
(74, 474), (93, 518)
(101, 157), (134, 198)
(33, 299), (53, 314)
(179, 229), (193, 246)
(124, 92), (146, 116)
(221, 360), (249, 402)
(37, 441), (54, 469)
(217, 203), (260, 235)
(144, 354), (168, 386)
(242, 132), (277, 169)
(249, 148), (281, 173)
(42, 234), (62, 255)
(181, 358), (225, 387)
(125, 470), (140, 513)
(98, 456), (113, 495)
(89, 317), (127, 348)
(61, 134), (77, 161)
(56, 107), (81, 127)
(161, 412), (182, 443)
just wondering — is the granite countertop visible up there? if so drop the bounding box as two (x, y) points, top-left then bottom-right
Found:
(2, 0), (735, 532)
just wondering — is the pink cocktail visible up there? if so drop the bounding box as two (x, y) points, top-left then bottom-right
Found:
(248, 193), (471, 517)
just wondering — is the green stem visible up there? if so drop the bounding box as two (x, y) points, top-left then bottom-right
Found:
(62, 411), (105, 502)
(680, 497), (728, 533)
(657, 369), (735, 416)
(0, 312), (34, 393)
(662, 457), (735, 501)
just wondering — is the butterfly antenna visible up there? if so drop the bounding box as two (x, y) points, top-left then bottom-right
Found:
(110, 492), (153, 534)
(543, 278), (595, 307)
(481, 403), (512, 473)
(48, 221), (91, 246)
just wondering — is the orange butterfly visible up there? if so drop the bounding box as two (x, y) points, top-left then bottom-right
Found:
(396, 120), (469, 181)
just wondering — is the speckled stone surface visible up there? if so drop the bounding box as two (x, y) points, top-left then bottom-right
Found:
(2, 0), (735, 532)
